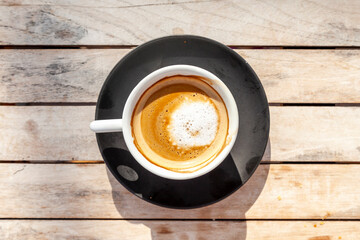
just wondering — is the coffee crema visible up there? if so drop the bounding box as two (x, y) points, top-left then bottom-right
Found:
(131, 75), (229, 173)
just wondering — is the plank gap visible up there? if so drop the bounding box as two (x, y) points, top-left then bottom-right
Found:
(1, 103), (360, 107)
(0, 45), (138, 49)
(0, 160), (104, 164)
(281, 103), (336, 107)
(0, 102), (97, 106)
(271, 103), (360, 107)
(1, 45), (360, 50)
(3, 161), (360, 165)
(261, 161), (360, 164)
(230, 46), (360, 50)
(0, 218), (360, 221)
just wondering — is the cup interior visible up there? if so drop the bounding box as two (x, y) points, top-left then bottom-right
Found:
(122, 65), (239, 180)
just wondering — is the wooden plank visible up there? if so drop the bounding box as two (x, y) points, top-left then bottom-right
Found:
(1, 106), (359, 162)
(0, 106), (102, 161)
(1, 164), (360, 219)
(0, 0), (359, 46)
(0, 49), (125, 103)
(1, 49), (360, 103)
(269, 107), (360, 162)
(241, 50), (360, 104)
(0, 220), (357, 240)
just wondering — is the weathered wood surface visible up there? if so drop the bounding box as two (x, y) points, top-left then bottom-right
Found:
(1, 49), (360, 103)
(0, 0), (359, 46)
(1, 0), (359, 239)
(0, 220), (357, 240)
(269, 107), (360, 162)
(1, 106), (359, 162)
(0, 106), (102, 161)
(1, 163), (360, 219)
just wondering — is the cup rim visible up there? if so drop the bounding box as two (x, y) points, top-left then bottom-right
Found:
(122, 65), (239, 180)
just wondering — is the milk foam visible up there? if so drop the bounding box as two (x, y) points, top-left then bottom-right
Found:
(168, 100), (218, 147)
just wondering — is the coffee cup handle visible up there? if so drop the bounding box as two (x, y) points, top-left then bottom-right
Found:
(89, 119), (123, 133)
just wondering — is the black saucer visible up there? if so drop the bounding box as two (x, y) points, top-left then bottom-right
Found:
(95, 35), (270, 209)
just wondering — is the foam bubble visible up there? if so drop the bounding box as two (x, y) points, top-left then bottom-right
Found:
(168, 101), (218, 147)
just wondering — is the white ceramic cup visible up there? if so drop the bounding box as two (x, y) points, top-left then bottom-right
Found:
(90, 65), (239, 180)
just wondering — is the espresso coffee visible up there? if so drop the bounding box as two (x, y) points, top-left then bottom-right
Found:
(131, 75), (229, 173)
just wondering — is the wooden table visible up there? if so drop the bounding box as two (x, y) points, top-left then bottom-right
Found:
(1, 0), (360, 239)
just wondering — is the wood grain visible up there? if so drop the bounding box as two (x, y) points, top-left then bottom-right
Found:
(269, 107), (360, 162)
(0, 0), (359, 46)
(1, 49), (360, 103)
(0, 220), (357, 240)
(1, 163), (360, 219)
(0, 106), (102, 161)
(0, 106), (359, 162)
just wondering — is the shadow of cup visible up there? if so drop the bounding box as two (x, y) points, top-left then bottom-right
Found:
(104, 139), (271, 239)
